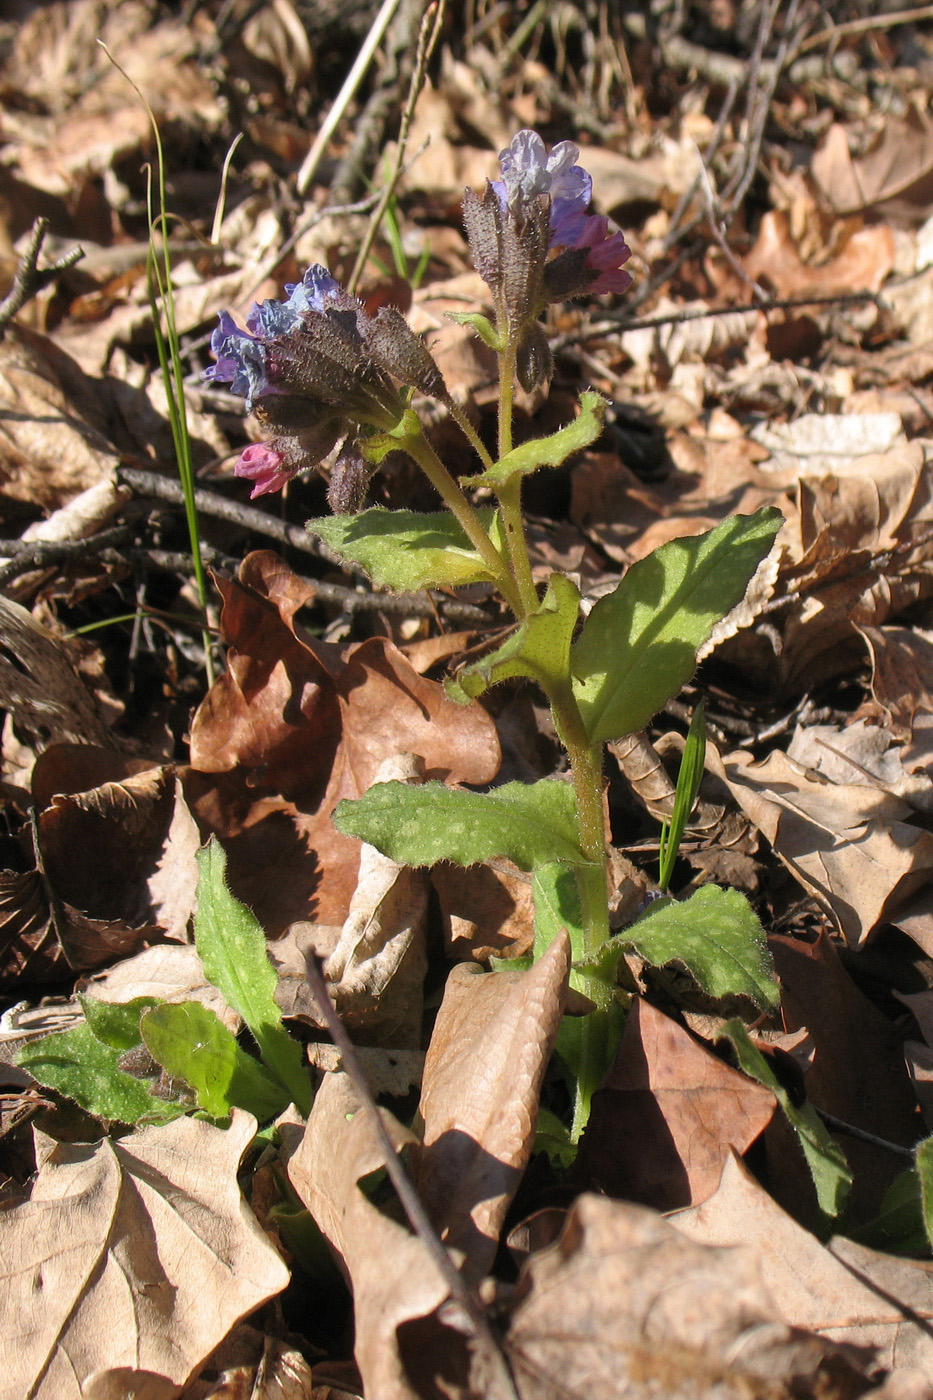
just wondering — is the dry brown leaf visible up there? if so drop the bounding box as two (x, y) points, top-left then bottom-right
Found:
(0, 595), (115, 751)
(287, 1072), (451, 1400)
(431, 859), (536, 961)
(812, 116), (933, 220)
(740, 210), (895, 298)
(416, 932), (571, 1279)
(769, 932), (920, 1221)
(0, 868), (61, 994)
(673, 1152), (933, 1378)
(574, 998), (775, 1211)
(37, 765), (200, 968)
(710, 745), (933, 946)
(860, 625), (933, 746)
(0, 323), (121, 511)
(0, 1111), (288, 1399)
(505, 1190), (882, 1399)
(321, 754), (429, 1044)
(187, 551), (500, 930)
(85, 943), (240, 1034)
(788, 718), (933, 814)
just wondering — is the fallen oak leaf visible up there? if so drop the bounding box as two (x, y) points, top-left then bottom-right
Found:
(504, 1191), (888, 1399)
(673, 1151), (933, 1379)
(0, 1110), (288, 1400)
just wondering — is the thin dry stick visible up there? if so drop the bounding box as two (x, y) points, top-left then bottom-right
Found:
(795, 2), (933, 55)
(296, 0), (404, 196)
(0, 219), (84, 342)
(303, 952), (520, 1400)
(347, 0), (445, 295)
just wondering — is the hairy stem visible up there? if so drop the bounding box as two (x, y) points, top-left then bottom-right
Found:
(403, 431), (524, 616)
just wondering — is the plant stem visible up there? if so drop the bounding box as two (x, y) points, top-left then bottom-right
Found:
(495, 329), (539, 612)
(403, 431), (525, 616)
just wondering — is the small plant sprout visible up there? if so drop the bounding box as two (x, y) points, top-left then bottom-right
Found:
(204, 129), (783, 1139)
(658, 700), (707, 894)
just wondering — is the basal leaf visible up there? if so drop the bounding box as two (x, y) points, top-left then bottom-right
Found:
(141, 1001), (289, 1121)
(78, 994), (160, 1051)
(446, 573), (581, 704)
(717, 1019), (852, 1217)
(16, 1023), (182, 1126)
(571, 509), (782, 744)
(307, 507), (504, 591)
(610, 885), (779, 1009)
(464, 392), (606, 488)
(334, 778), (586, 871)
(195, 841), (311, 1114)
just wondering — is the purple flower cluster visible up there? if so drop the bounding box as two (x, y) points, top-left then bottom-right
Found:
(203, 265), (443, 499)
(492, 130), (632, 296)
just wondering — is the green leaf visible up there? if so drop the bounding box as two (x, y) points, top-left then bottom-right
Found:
(849, 1167), (931, 1256)
(16, 1023), (182, 1126)
(446, 573), (581, 703)
(658, 699), (706, 892)
(605, 885), (779, 1009)
(334, 778), (586, 871)
(571, 509), (783, 744)
(917, 1135), (933, 1249)
(78, 994), (160, 1050)
(195, 841), (311, 1115)
(446, 310), (502, 350)
(140, 1001), (289, 1121)
(307, 506), (505, 591)
(464, 392), (606, 488)
(359, 408), (421, 463)
(535, 1107), (576, 1169)
(532, 861), (585, 960)
(717, 1019), (852, 1218)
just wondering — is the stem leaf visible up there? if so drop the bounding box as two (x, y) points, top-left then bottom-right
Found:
(465, 391), (606, 487)
(141, 1001), (290, 1121)
(717, 1018), (852, 1217)
(334, 778), (587, 870)
(571, 509), (782, 744)
(307, 507), (505, 591)
(603, 884), (779, 1009)
(446, 573), (580, 703)
(195, 841), (311, 1114)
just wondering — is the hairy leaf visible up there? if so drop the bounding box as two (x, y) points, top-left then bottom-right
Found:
(307, 507), (505, 591)
(446, 573), (581, 703)
(141, 1001), (289, 1121)
(465, 392), (606, 487)
(572, 509), (783, 744)
(334, 778), (586, 871)
(17, 1023), (182, 1125)
(717, 1019), (852, 1217)
(77, 993), (160, 1050)
(195, 841), (311, 1114)
(605, 885), (779, 1009)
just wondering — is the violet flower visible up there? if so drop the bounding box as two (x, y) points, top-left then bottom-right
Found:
(465, 129), (632, 325)
(204, 265), (444, 501)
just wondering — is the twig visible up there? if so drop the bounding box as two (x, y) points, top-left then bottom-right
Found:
(0, 219), (84, 343)
(550, 291), (883, 351)
(116, 466), (495, 623)
(347, 0), (445, 294)
(0, 527), (132, 588)
(814, 1108), (915, 1161)
(795, 3), (933, 55)
(296, 0), (405, 196)
(303, 952), (520, 1400)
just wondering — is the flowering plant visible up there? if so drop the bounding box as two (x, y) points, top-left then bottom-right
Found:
(207, 132), (783, 1139)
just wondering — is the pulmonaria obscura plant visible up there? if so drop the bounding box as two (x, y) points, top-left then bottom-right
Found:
(207, 131), (785, 1142)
